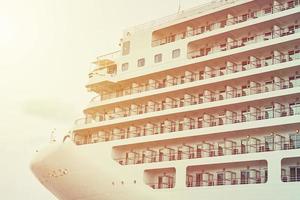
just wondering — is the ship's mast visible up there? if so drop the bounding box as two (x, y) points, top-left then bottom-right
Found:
(177, 0), (181, 13)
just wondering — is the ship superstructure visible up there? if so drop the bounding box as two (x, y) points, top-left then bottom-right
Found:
(31, 0), (300, 199)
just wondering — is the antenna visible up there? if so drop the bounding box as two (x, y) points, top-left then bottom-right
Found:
(50, 128), (56, 143)
(177, 0), (181, 13)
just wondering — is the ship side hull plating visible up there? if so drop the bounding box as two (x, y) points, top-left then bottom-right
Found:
(31, 142), (300, 200)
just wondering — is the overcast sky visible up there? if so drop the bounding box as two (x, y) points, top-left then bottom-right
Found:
(0, 0), (209, 199)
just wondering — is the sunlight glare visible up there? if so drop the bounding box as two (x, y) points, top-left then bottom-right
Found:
(0, 16), (17, 46)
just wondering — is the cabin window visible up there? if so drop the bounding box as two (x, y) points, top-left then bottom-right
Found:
(122, 41), (130, 56)
(172, 49), (181, 59)
(137, 58), (145, 67)
(121, 63), (129, 71)
(154, 53), (162, 63)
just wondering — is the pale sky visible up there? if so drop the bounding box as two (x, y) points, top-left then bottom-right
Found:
(0, 0), (209, 199)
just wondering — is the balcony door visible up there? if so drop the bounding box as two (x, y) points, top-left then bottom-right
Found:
(290, 134), (300, 149)
(195, 173), (203, 186)
(290, 167), (300, 182)
(241, 170), (250, 184)
(289, 102), (300, 115)
(217, 172), (224, 185)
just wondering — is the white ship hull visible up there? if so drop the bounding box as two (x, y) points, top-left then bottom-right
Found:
(31, 142), (300, 200)
(31, 0), (300, 199)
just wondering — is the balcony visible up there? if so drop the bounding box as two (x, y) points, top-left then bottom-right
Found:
(74, 103), (300, 145)
(114, 131), (300, 165)
(79, 78), (300, 125)
(87, 51), (120, 90)
(152, 0), (300, 47)
(186, 161), (267, 188)
(281, 157), (300, 182)
(89, 49), (300, 103)
(188, 23), (300, 59)
(144, 168), (175, 189)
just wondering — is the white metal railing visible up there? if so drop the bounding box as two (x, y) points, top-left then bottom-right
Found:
(127, 0), (238, 34)
(81, 79), (300, 124)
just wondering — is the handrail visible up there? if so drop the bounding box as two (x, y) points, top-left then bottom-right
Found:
(115, 136), (300, 165)
(186, 176), (267, 187)
(96, 50), (121, 61)
(127, 0), (239, 34)
(282, 175), (300, 182)
(187, 23), (300, 58)
(148, 181), (175, 189)
(152, 0), (300, 46)
(88, 51), (121, 78)
(77, 79), (300, 125)
(90, 49), (300, 103)
(75, 106), (300, 145)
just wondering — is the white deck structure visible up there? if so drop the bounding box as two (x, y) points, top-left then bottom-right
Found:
(31, 0), (300, 199)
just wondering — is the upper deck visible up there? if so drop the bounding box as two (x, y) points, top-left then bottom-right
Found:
(87, 0), (300, 93)
(87, 0), (251, 89)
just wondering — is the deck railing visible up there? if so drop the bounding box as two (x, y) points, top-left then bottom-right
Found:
(88, 51), (120, 79)
(115, 135), (300, 165)
(186, 175), (267, 188)
(89, 49), (300, 103)
(128, 0), (238, 34)
(152, 0), (300, 46)
(187, 23), (300, 59)
(76, 79), (300, 125)
(148, 182), (175, 189)
(75, 106), (300, 145)
(282, 175), (300, 182)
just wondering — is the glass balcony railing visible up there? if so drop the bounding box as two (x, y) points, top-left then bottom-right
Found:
(282, 174), (300, 182)
(148, 181), (175, 189)
(186, 174), (267, 187)
(115, 133), (300, 166)
(152, 0), (300, 46)
(77, 79), (300, 125)
(90, 49), (300, 103)
(74, 105), (300, 145)
(188, 24), (300, 59)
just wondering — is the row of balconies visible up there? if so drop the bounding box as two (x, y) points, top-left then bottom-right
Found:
(82, 78), (299, 123)
(147, 160), (268, 189)
(87, 1), (300, 91)
(146, 157), (300, 189)
(115, 132), (300, 165)
(188, 23), (300, 59)
(152, 0), (300, 46)
(150, 169), (267, 189)
(186, 169), (267, 187)
(74, 103), (300, 145)
(91, 49), (300, 103)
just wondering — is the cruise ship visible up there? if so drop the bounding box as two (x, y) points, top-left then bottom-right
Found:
(31, 0), (300, 199)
